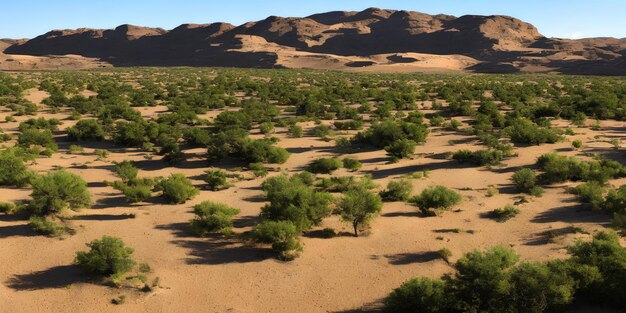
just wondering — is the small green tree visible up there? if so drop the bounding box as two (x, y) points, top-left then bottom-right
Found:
(342, 158), (362, 172)
(0, 149), (32, 187)
(253, 220), (302, 260)
(29, 170), (91, 216)
(338, 187), (383, 237)
(67, 119), (105, 141)
(308, 157), (342, 174)
(113, 160), (138, 182)
(385, 139), (416, 160)
(384, 277), (447, 313)
(156, 174), (199, 204)
(75, 236), (135, 278)
(380, 179), (413, 202)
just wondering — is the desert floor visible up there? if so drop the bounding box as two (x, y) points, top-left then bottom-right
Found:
(0, 87), (624, 313)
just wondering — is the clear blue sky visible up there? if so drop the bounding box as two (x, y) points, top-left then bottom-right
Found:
(2, 0), (625, 39)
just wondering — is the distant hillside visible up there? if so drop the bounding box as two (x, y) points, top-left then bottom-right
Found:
(3, 7), (626, 74)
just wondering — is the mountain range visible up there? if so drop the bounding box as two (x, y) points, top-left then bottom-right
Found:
(2, 8), (625, 74)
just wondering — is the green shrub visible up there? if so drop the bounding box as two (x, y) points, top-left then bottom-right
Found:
(0, 149), (32, 187)
(338, 187), (383, 237)
(504, 118), (562, 145)
(204, 170), (229, 191)
(67, 119), (105, 141)
(437, 248), (453, 263)
(380, 179), (413, 202)
(410, 186), (461, 215)
(289, 124), (303, 138)
(253, 220), (302, 260)
(452, 149), (503, 166)
(111, 180), (154, 203)
(113, 160), (139, 182)
(384, 277), (447, 313)
(190, 201), (240, 236)
(536, 153), (625, 184)
(259, 122), (275, 134)
(28, 216), (67, 236)
(75, 236), (135, 278)
(384, 139), (416, 159)
(318, 175), (376, 192)
(0, 201), (16, 214)
(511, 168), (537, 193)
(156, 174), (199, 204)
(572, 140), (583, 149)
(29, 170), (91, 216)
(260, 174), (332, 231)
(342, 158), (362, 171)
(489, 205), (520, 222)
(573, 182), (605, 209)
(249, 162), (268, 177)
(17, 128), (58, 153)
(356, 120), (428, 149)
(308, 157), (342, 174)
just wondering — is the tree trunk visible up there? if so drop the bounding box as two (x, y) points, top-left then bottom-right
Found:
(353, 222), (359, 237)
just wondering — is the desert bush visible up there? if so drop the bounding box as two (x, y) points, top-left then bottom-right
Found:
(410, 186), (461, 216)
(253, 220), (302, 260)
(113, 182), (153, 203)
(573, 182), (605, 209)
(572, 140), (583, 149)
(356, 120), (428, 149)
(452, 149), (503, 166)
(380, 179), (413, 202)
(156, 174), (199, 204)
(318, 175), (376, 192)
(338, 187), (383, 237)
(17, 128), (58, 153)
(204, 170), (230, 191)
(308, 157), (342, 174)
(489, 204), (520, 222)
(259, 122), (275, 134)
(511, 168), (537, 193)
(18, 117), (61, 132)
(75, 236), (136, 278)
(313, 124), (333, 139)
(536, 153), (625, 184)
(249, 162), (268, 177)
(29, 170), (91, 216)
(289, 124), (303, 138)
(384, 277), (447, 313)
(260, 174), (332, 231)
(504, 118), (562, 145)
(0, 201), (16, 214)
(67, 119), (105, 141)
(0, 149), (32, 187)
(190, 201), (240, 236)
(342, 158), (362, 172)
(113, 160), (139, 182)
(28, 216), (67, 236)
(384, 139), (416, 159)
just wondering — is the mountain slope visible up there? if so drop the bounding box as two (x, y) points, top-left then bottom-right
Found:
(3, 7), (626, 74)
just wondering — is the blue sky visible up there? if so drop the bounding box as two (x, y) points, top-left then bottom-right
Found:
(2, 0), (625, 39)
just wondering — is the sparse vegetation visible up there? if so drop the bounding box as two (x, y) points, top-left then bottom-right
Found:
(410, 186), (461, 216)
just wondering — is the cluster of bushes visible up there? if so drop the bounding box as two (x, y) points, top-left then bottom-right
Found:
(572, 183), (626, 228)
(452, 149), (505, 166)
(503, 117), (562, 145)
(109, 161), (156, 203)
(354, 120), (428, 159)
(536, 153), (626, 184)
(385, 232), (626, 313)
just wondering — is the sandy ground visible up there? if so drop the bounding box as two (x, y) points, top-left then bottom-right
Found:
(0, 89), (624, 313)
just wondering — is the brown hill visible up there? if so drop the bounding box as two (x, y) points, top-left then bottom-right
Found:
(3, 7), (626, 74)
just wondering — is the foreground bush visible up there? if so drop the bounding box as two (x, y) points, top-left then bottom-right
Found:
(29, 170), (91, 216)
(338, 187), (383, 237)
(380, 179), (413, 202)
(75, 236), (135, 278)
(504, 118), (562, 145)
(385, 232), (626, 313)
(156, 174), (199, 204)
(410, 186), (461, 215)
(190, 201), (240, 236)
(253, 220), (302, 260)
